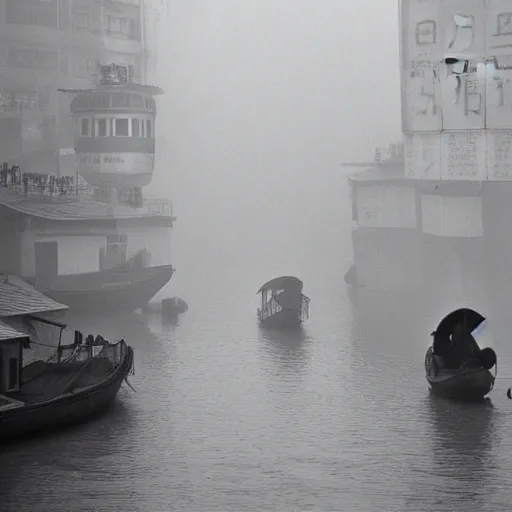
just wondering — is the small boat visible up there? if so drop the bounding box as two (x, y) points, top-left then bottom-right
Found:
(425, 308), (497, 401)
(0, 273), (134, 440)
(257, 276), (310, 329)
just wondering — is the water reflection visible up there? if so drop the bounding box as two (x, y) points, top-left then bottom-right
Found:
(1, 399), (136, 509)
(257, 325), (311, 375)
(424, 394), (495, 509)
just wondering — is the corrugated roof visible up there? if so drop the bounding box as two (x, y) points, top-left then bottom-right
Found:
(0, 188), (168, 221)
(0, 274), (68, 317)
(0, 320), (29, 342)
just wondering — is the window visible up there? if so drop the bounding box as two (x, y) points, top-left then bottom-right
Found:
(145, 120), (152, 138)
(115, 118), (129, 137)
(131, 119), (140, 137)
(96, 119), (108, 137)
(80, 118), (90, 136)
(106, 14), (140, 40)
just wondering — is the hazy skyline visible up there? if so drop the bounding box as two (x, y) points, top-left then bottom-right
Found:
(151, 1), (402, 194)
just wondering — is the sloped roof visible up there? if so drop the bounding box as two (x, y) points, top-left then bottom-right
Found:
(0, 188), (167, 221)
(257, 276), (303, 294)
(0, 320), (29, 342)
(0, 274), (68, 317)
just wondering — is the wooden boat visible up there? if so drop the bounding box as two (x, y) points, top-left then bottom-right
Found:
(0, 273), (134, 440)
(29, 264), (175, 314)
(425, 308), (497, 401)
(257, 276), (310, 329)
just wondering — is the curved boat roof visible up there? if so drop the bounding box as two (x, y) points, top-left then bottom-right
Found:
(433, 308), (486, 336)
(257, 276), (303, 294)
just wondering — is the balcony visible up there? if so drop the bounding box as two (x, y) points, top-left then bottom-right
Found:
(0, 165), (175, 220)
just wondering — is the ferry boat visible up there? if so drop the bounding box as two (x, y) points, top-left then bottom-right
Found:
(257, 276), (310, 330)
(0, 64), (175, 313)
(343, 0), (512, 327)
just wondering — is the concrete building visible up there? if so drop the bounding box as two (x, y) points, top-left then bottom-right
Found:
(0, 0), (163, 177)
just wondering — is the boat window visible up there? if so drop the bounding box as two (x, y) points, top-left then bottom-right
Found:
(146, 119), (152, 138)
(115, 118), (129, 137)
(96, 118), (108, 137)
(131, 118), (140, 137)
(80, 118), (90, 136)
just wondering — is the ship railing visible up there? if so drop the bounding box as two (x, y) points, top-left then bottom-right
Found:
(0, 164), (174, 216)
(0, 165), (95, 198)
(139, 197), (174, 217)
(260, 297), (283, 321)
(299, 295), (310, 321)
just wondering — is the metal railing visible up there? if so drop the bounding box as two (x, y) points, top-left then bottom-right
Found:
(0, 164), (174, 217)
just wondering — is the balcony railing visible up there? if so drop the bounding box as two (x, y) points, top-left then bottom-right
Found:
(0, 164), (174, 218)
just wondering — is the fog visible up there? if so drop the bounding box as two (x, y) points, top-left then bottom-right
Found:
(150, 0), (402, 294)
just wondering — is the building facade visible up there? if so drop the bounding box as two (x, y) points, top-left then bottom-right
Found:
(0, 0), (163, 177)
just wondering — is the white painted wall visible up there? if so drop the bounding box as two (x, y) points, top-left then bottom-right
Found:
(356, 184), (417, 229)
(401, 0), (512, 181)
(20, 224), (172, 277)
(421, 194), (483, 237)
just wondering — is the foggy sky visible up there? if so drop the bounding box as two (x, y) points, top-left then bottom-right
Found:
(148, 1), (402, 296)
(153, 1), (401, 193)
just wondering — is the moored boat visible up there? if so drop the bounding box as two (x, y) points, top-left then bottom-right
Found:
(257, 276), (310, 330)
(425, 308), (497, 401)
(0, 273), (134, 440)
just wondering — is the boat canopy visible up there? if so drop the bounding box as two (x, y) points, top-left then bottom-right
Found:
(257, 276), (303, 294)
(0, 320), (29, 343)
(0, 273), (68, 318)
(432, 308), (486, 337)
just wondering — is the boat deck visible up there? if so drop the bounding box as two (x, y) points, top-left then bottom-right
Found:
(5, 358), (115, 406)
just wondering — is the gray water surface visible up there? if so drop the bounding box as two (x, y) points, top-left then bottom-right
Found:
(2, 171), (512, 512)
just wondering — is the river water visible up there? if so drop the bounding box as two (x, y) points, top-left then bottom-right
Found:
(2, 168), (512, 511)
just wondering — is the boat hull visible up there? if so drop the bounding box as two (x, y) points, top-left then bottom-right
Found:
(259, 309), (303, 330)
(425, 348), (494, 401)
(30, 265), (174, 313)
(0, 344), (134, 440)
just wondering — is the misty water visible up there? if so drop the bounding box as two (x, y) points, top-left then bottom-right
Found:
(2, 164), (512, 512)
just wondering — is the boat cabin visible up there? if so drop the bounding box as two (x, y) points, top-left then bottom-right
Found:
(0, 272), (68, 390)
(257, 276), (310, 328)
(0, 321), (28, 394)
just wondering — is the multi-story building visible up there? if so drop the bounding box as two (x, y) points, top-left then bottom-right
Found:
(0, 0), (163, 177)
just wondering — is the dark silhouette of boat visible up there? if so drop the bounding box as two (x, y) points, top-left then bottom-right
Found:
(257, 276), (310, 330)
(425, 308), (497, 401)
(30, 264), (174, 314)
(0, 273), (134, 440)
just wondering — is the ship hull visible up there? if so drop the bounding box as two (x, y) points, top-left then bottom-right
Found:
(30, 265), (174, 313)
(425, 347), (494, 402)
(259, 309), (303, 330)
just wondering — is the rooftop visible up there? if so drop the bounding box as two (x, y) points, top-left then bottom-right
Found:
(0, 320), (29, 343)
(0, 274), (68, 318)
